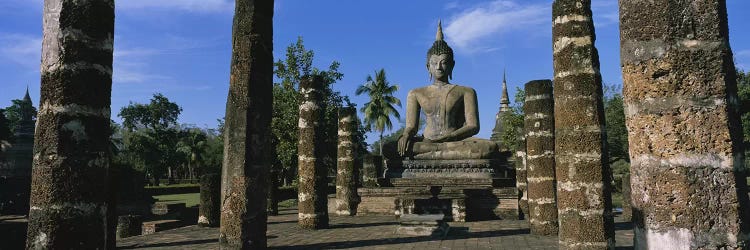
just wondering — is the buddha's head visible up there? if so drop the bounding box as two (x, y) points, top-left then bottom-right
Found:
(427, 20), (454, 81)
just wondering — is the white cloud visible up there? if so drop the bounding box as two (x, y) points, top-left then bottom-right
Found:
(443, 1), (549, 53)
(592, 0), (619, 28)
(0, 34), (41, 70)
(116, 0), (233, 13)
(6, 0), (233, 13)
(113, 46), (171, 84)
(444, 1), (460, 10)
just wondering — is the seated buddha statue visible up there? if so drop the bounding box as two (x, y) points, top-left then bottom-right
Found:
(385, 21), (499, 161)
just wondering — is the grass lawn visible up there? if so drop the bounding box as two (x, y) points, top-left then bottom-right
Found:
(153, 193), (200, 207)
(144, 183), (200, 189)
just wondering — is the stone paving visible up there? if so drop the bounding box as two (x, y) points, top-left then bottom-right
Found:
(117, 207), (635, 249)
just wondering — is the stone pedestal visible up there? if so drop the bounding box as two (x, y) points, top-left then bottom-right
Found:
(357, 186), (518, 221)
(398, 159), (498, 179)
(396, 214), (449, 237)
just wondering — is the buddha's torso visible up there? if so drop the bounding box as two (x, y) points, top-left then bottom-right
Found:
(413, 84), (470, 140)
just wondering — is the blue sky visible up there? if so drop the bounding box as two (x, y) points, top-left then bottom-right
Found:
(1, 0), (749, 144)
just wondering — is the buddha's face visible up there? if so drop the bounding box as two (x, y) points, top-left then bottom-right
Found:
(428, 54), (453, 80)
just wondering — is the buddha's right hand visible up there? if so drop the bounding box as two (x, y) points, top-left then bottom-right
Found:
(397, 135), (410, 156)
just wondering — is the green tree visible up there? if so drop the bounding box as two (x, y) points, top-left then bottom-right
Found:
(199, 125), (224, 175)
(0, 109), (11, 151)
(272, 36), (354, 185)
(736, 67), (750, 145)
(356, 68), (401, 155)
(604, 85), (629, 163)
(500, 87), (525, 152)
(118, 93), (184, 185)
(177, 127), (208, 180)
(3, 99), (37, 135)
(119, 93), (182, 131)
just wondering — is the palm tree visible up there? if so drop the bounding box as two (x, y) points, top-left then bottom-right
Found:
(356, 68), (401, 155)
(177, 128), (208, 180)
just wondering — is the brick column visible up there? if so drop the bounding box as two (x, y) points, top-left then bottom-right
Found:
(26, 0), (114, 248)
(621, 174), (632, 222)
(552, 0), (615, 248)
(199, 173), (220, 227)
(362, 154), (382, 187)
(524, 80), (558, 235)
(515, 131), (529, 218)
(219, 0), (274, 248)
(297, 75), (329, 229)
(620, 0), (750, 248)
(335, 106), (359, 215)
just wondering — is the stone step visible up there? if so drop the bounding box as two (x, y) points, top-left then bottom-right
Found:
(151, 202), (186, 215)
(141, 219), (182, 235)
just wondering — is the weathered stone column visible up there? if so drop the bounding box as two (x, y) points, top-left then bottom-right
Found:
(219, 0), (274, 248)
(621, 174), (631, 222)
(199, 173), (220, 227)
(515, 131), (529, 218)
(620, 0), (750, 248)
(25, 0), (114, 248)
(524, 80), (558, 235)
(362, 154), (382, 187)
(552, 0), (615, 248)
(298, 75), (329, 229)
(116, 215), (142, 239)
(267, 168), (279, 216)
(335, 106), (359, 216)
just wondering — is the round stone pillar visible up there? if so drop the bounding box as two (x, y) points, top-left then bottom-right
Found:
(297, 75), (329, 229)
(26, 0), (115, 248)
(524, 80), (558, 236)
(620, 0), (750, 248)
(199, 173), (220, 227)
(552, 0), (615, 248)
(335, 106), (359, 216)
(515, 131), (529, 218)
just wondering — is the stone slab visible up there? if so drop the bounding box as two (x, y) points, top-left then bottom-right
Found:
(395, 223), (449, 237)
(151, 202), (186, 216)
(142, 220), (182, 235)
(357, 187), (519, 221)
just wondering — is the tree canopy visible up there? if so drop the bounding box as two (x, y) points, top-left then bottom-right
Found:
(272, 37), (366, 184)
(3, 99), (37, 134)
(119, 93), (182, 131)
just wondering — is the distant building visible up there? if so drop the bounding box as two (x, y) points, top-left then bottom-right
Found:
(0, 88), (35, 215)
(490, 70), (512, 142)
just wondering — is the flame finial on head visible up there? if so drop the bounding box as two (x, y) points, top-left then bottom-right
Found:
(427, 19), (455, 79)
(436, 20), (444, 41)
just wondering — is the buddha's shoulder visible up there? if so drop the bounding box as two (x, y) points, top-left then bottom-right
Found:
(407, 86), (430, 96)
(449, 84), (477, 94)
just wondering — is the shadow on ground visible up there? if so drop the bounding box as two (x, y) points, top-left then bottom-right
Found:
(271, 227), (531, 250)
(118, 239), (218, 249)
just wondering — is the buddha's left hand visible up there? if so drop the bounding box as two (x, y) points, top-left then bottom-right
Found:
(430, 134), (453, 143)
